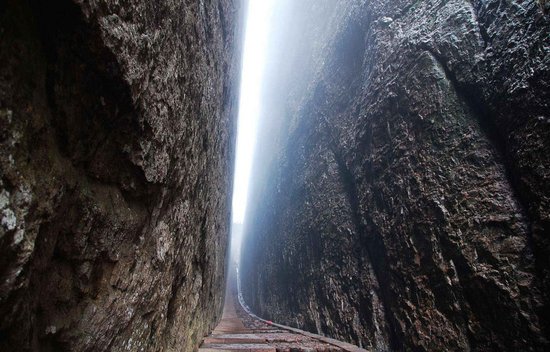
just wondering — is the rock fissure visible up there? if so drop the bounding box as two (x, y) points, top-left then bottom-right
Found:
(2, 0), (549, 351)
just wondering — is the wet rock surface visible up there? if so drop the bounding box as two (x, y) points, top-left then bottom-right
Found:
(0, 0), (242, 351)
(241, 1), (550, 351)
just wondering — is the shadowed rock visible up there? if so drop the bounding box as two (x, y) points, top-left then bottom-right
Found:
(240, 1), (550, 351)
(0, 0), (243, 350)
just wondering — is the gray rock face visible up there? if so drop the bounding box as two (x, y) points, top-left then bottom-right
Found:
(240, 0), (549, 351)
(0, 0), (242, 351)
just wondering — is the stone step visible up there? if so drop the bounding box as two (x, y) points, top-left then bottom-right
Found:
(199, 281), (363, 352)
(199, 343), (276, 352)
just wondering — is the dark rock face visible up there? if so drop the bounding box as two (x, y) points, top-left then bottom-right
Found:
(0, 0), (242, 351)
(240, 0), (550, 351)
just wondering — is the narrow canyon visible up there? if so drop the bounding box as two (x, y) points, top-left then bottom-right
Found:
(1, 0), (549, 352)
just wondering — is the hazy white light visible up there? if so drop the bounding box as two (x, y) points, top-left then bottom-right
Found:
(232, 0), (276, 224)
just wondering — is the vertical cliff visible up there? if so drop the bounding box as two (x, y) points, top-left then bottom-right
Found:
(0, 0), (242, 351)
(240, 0), (550, 351)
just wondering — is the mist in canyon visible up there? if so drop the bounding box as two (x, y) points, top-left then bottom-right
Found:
(237, 0), (550, 351)
(1, 0), (549, 351)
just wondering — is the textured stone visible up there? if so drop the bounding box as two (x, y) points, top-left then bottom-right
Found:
(241, 1), (549, 351)
(0, 0), (242, 351)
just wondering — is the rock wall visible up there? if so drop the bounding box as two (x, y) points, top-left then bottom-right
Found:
(240, 0), (550, 351)
(0, 0), (242, 351)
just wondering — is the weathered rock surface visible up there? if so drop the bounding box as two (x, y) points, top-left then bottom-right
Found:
(241, 0), (550, 351)
(0, 0), (242, 350)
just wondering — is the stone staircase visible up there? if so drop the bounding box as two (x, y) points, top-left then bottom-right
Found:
(199, 281), (365, 352)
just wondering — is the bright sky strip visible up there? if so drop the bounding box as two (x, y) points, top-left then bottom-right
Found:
(232, 0), (276, 224)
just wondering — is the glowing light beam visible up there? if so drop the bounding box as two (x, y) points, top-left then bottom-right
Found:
(232, 0), (276, 225)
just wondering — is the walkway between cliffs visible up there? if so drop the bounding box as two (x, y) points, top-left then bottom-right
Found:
(199, 268), (365, 352)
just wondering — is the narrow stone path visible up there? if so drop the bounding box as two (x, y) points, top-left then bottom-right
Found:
(199, 274), (365, 352)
